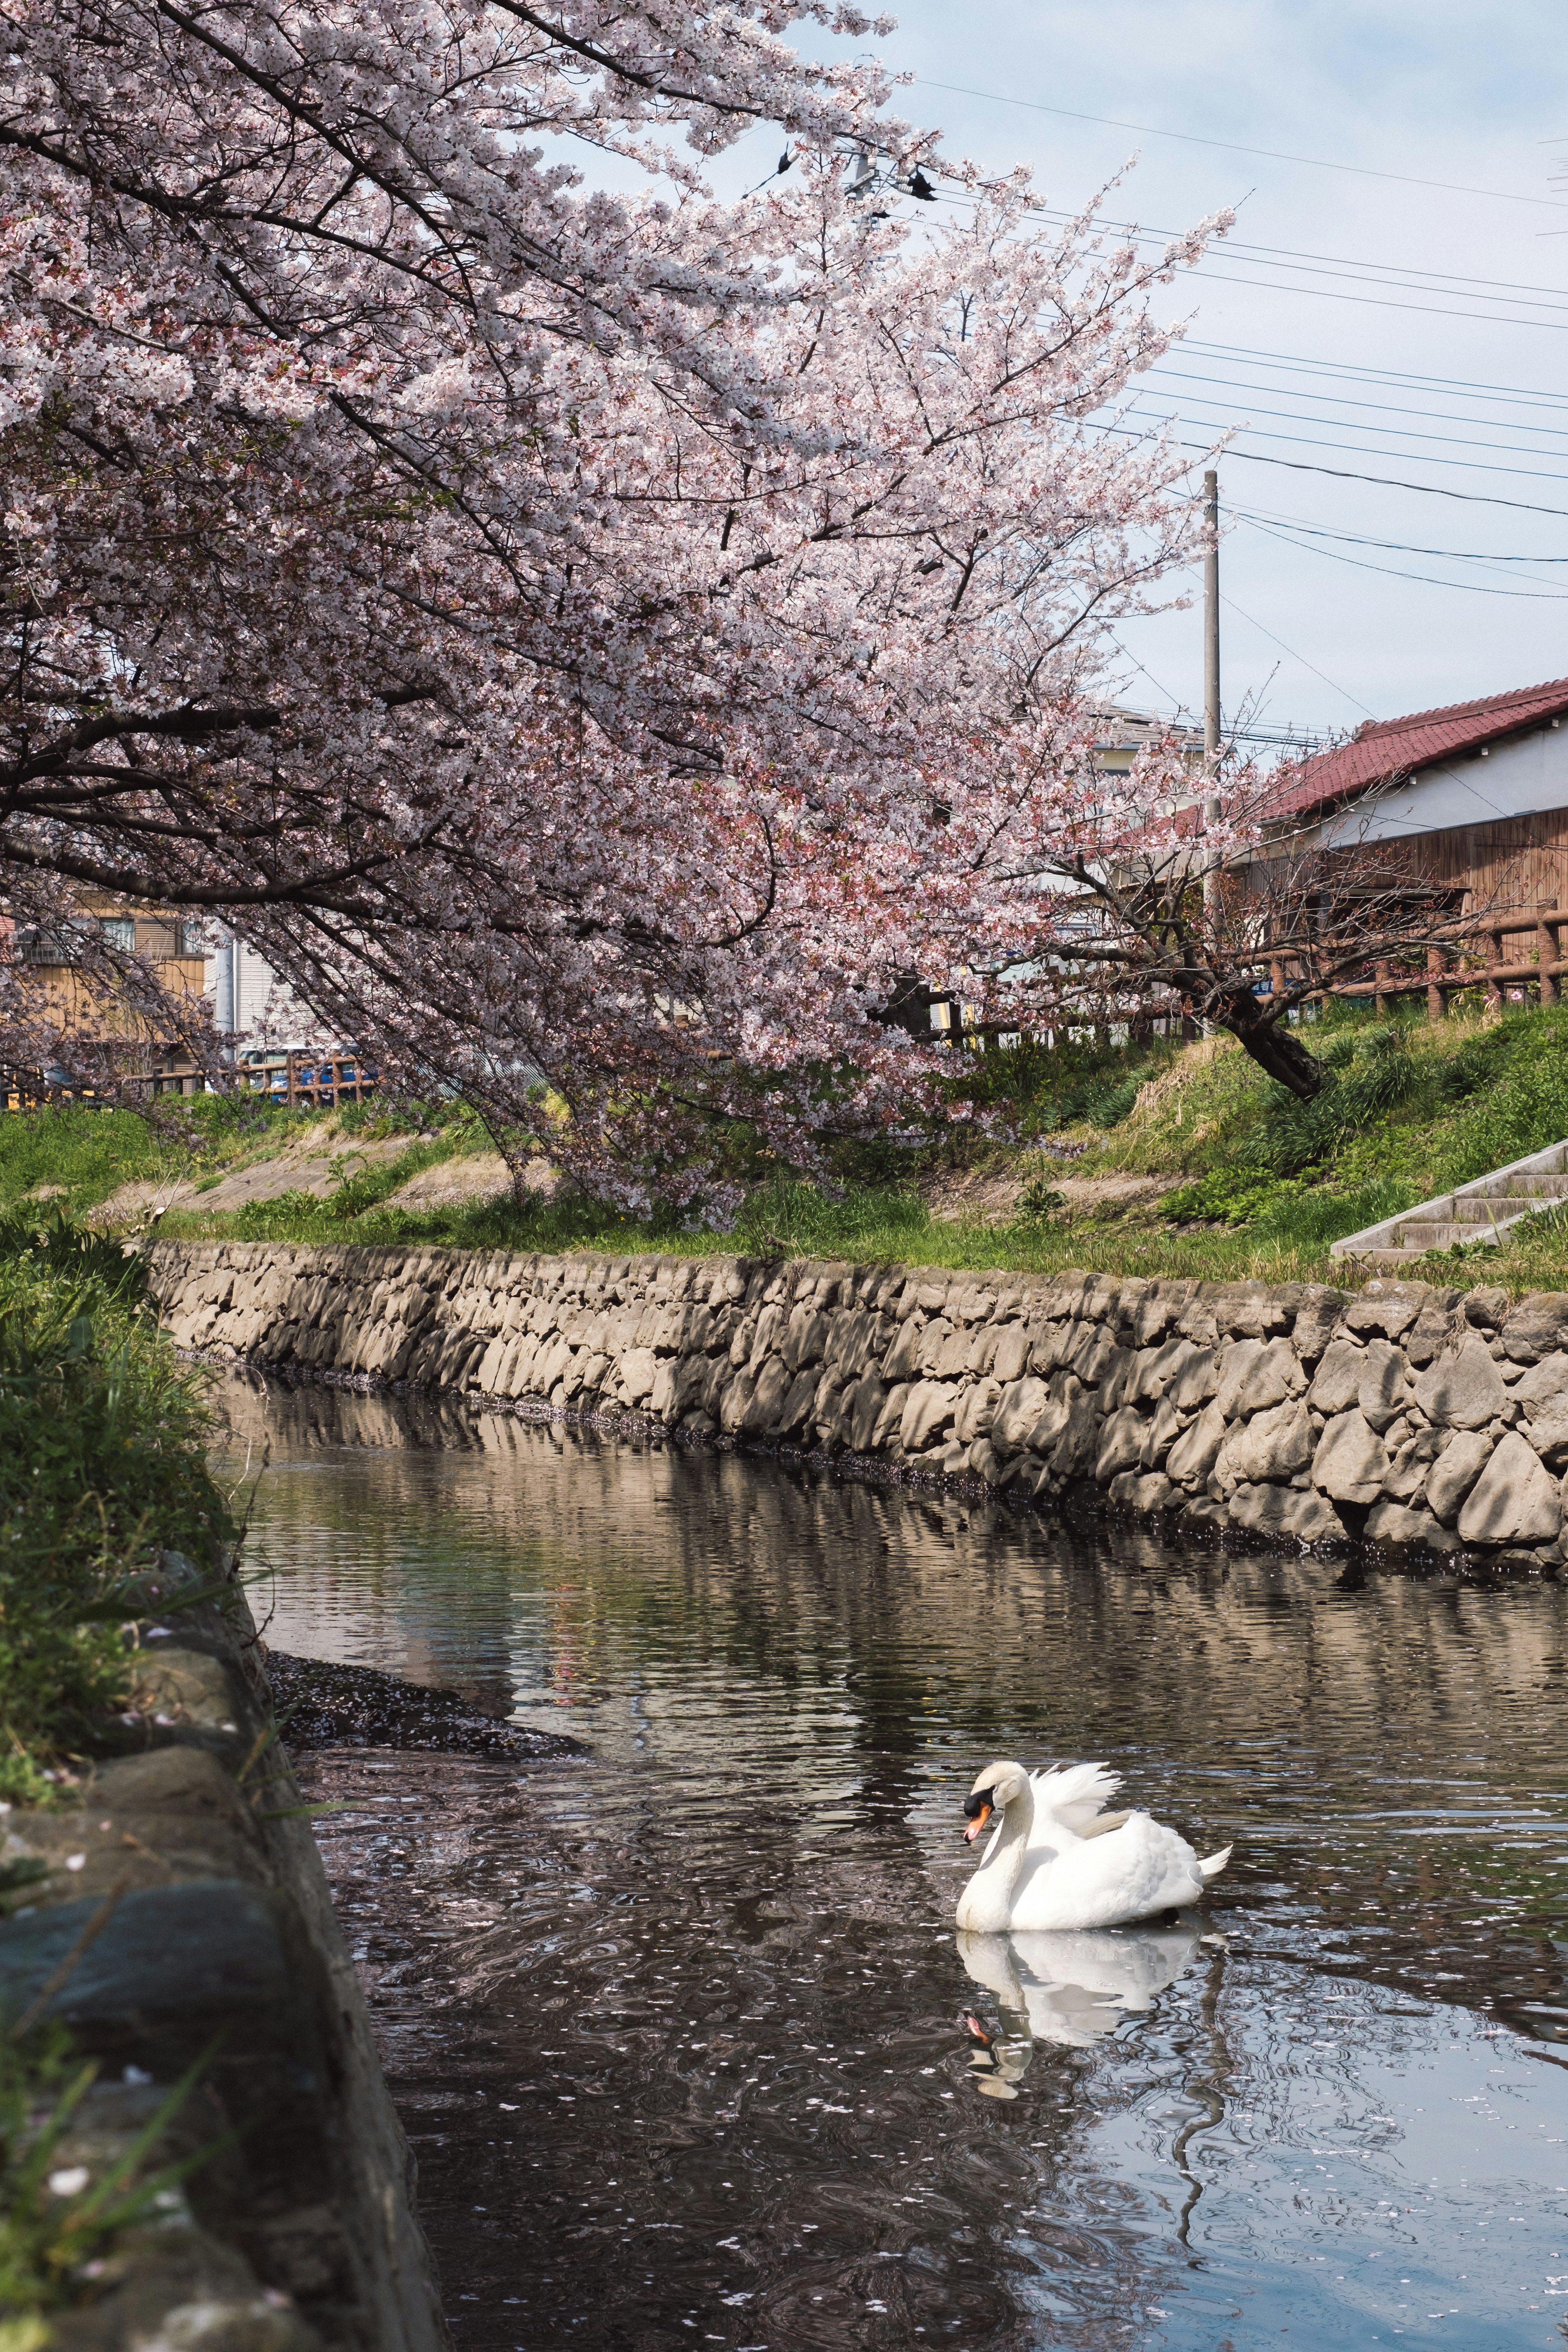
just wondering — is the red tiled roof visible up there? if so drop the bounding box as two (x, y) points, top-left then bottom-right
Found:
(1270, 675), (1568, 821)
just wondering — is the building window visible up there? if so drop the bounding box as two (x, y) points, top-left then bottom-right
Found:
(178, 922), (207, 958)
(99, 916), (136, 952)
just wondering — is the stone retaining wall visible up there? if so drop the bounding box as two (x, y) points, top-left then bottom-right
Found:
(148, 1242), (1568, 1565)
(0, 1550), (448, 2352)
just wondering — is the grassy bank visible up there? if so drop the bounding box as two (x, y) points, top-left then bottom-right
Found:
(0, 1090), (474, 1224)
(9, 1001), (1568, 1290)
(0, 1221), (232, 1808)
(0, 1225), (237, 2336)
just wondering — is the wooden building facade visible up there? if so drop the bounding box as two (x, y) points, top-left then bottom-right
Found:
(10, 897), (208, 1042)
(1272, 675), (1568, 915)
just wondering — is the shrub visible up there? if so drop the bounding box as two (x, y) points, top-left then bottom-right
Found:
(1161, 1026), (1423, 1222)
(0, 1204), (147, 1299)
(939, 1030), (1177, 1134)
(1072, 1074), (1143, 1130)
(0, 1248), (231, 1804)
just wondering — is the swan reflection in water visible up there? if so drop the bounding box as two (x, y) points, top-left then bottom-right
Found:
(957, 1923), (1201, 2096)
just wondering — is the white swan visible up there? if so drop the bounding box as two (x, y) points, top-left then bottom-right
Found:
(955, 1758), (1232, 1933)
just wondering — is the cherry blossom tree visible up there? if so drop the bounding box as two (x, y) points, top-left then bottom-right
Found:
(953, 761), (1503, 1101)
(0, 0), (1222, 1204)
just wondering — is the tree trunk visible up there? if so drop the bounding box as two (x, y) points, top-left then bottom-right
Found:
(1216, 999), (1326, 1099)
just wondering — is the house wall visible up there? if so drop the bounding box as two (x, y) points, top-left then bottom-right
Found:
(1318, 720), (1568, 905)
(19, 900), (209, 1045)
(25, 957), (209, 1038)
(1416, 811), (1568, 912)
(207, 931), (332, 1048)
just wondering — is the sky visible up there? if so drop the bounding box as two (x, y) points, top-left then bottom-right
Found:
(699, 1), (1568, 751)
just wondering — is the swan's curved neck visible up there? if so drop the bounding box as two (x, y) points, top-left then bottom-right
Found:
(957, 1780), (1034, 1934)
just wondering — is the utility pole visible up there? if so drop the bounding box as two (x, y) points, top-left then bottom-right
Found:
(1202, 467), (1221, 907)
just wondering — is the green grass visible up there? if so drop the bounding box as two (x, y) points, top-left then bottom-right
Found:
(0, 1223), (238, 2340)
(0, 1091), (480, 1226)
(12, 1003), (1568, 1291)
(0, 1096), (303, 1218)
(0, 2025), (223, 2343)
(0, 1220), (233, 1807)
(153, 1006), (1568, 1291)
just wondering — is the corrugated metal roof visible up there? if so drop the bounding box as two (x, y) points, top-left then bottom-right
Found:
(1270, 675), (1568, 821)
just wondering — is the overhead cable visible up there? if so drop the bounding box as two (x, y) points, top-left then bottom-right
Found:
(1237, 515), (1568, 599)
(1019, 203), (1568, 310)
(1145, 365), (1568, 441)
(1134, 382), (1568, 461)
(1184, 341), (1568, 412)
(920, 184), (1568, 334)
(1225, 506), (1568, 563)
(1115, 399), (1568, 484)
(1088, 419), (1568, 519)
(1216, 593), (1376, 718)
(911, 76), (1568, 212)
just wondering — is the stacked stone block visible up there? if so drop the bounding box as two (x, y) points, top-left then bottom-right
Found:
(147, 1244), (1568, 1562)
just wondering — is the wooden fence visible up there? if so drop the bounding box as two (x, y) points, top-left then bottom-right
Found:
(232, 1054), (379, 1107)
(1274, 902), (1568, 1020)
(913, 904), (1568, 1051)
(3, 1052), (379, 1112)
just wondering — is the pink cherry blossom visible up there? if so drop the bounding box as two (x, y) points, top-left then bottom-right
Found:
(0, 0), (1227, 1205)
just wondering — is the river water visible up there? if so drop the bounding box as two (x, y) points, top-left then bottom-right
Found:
(220, 1376), (1568, 2352)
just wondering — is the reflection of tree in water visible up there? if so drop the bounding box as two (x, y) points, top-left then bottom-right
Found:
(242, 1375), (1568, 2351)
(229, 1370), (1568, 2042)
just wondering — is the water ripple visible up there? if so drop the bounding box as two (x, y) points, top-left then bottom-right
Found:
(227, 1376), (1568, 2352)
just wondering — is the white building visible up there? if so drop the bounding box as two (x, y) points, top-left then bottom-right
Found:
(207, 929), (333, 1052)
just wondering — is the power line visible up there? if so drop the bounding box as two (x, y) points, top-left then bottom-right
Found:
(1147, 364), (1568, 441)
(1106, 639), (1328, 748)
(925, 183), (1568, 334)
(1228, 504), (1568, 564)
(1205, 240), (1568, 303)
(1021, 202), (1568, 310)
(1237, 514), (1568, 598)
(1115, 397), (1568, 484)
(1221, 446), (1568, 517)
(1156, 261), (1568, 335)
(1090, 418), (1568, 517)
(1217, 592), (1377, 718)
(1192, 255), (1568, 316)
(1228, 722), (1333, 748)
(927, 173), (1568, 316)
(1185, 340), (1568, 413)
(1136, 379), (1568, 461)
(1107, 637), (1187, 713)
(912, 76), (1568, 212)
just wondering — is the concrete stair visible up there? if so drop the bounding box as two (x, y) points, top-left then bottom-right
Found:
(1330, 1143), (1568, 1268)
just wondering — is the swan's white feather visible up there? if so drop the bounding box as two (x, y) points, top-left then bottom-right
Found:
(1029, 1761), (1123, 1837)
(957, 1759), (1231, 1933)
(1007, 1812), (1206, 1931)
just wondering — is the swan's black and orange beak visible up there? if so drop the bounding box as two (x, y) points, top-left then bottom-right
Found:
(962, 1790), (994, 1845)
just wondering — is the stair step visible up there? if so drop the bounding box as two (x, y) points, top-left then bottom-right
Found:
(1330, 1135), (1568, 1262)
(1441, 1198), (1548, 1223)
(1471, 1171), (1568, 1200)
(1344, 1245), (1452, 1266)
(1393, 1221), (1504, 1249)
